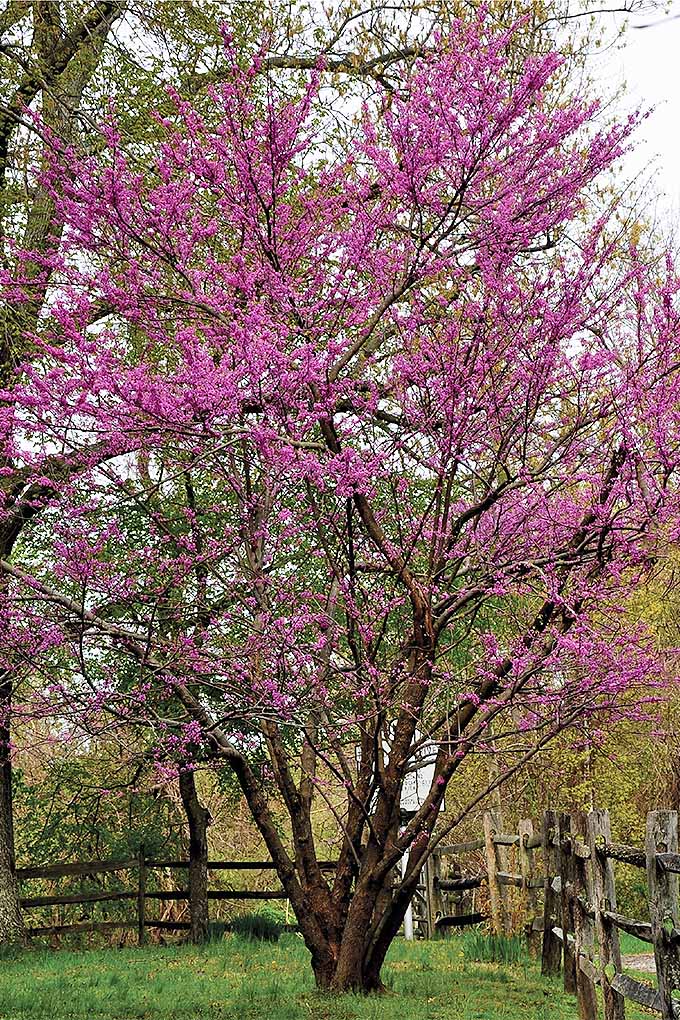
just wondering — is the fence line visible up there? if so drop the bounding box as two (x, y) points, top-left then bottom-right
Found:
(16, 857), (337, 939)
(427, 809), (680, 1019)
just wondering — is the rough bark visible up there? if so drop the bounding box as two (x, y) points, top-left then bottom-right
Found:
(0, 546), (24, 945)
(0, 676), (24, 945)
(178, 769), (210, 945)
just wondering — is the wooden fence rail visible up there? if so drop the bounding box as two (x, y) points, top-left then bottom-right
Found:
(17, 857), (336, 940)
(15, 828), (541, 944)
(543, 809), (680, 1020)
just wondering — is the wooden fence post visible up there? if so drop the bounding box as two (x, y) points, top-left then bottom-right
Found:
(588, 809), (624, 1020)
(519, 819), (540, 954)
(560, 813), (577, 994)
(426, 852), (443, 937)
(646, 811), (680, 1020)
(495, 817), (512, 935)
(137, 844), (146, 947)
(572, 811), (598, 1020)
(484, 811), (504, 935)
(449, 859), (463, 919)
(542, 809), (562, 976)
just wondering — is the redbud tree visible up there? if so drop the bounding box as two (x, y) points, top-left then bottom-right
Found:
(3, 17), (680, 990)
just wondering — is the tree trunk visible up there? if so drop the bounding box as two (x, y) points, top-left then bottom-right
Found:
(319, 873), (416, 993)
(0, 678), (25, 945)
(179, 769), (210, 944)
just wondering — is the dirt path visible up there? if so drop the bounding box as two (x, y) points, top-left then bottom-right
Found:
(622, 953), (656, 974)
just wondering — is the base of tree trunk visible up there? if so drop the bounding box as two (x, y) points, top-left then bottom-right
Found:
(0, 890), (26, 947)
(326, 975), (387, 994)
(312, 959), (387, 995)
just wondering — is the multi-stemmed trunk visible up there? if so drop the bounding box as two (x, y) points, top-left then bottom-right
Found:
(213, 624), (442, 994)
(292, 830), (430, 993)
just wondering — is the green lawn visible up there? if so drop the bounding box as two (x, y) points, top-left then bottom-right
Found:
(0, 933), (654, 1020)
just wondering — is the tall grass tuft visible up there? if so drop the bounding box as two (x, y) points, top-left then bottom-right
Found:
(461, 931), (529, 965)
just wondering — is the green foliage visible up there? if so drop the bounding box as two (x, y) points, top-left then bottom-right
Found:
(618, 931), (651, 956)
(11, 752), (189, 937)
(13, 756), (182, 865)
(614, 864), (649, 923)
(207, 921), (228, 942)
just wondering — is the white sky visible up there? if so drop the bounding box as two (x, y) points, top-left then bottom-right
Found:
(598, 4), (680, 230)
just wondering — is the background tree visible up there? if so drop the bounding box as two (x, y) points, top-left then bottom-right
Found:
(0, 0), (126, 944)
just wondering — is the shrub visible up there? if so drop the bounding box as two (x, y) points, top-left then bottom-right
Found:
(207, 921), (228, 942)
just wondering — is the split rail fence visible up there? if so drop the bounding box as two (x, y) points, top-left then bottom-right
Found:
(545, 808), (680, 1020)
(16, 852), (337, 941)
(409, 810), (545, 941)
(428, 808), (680, 1020)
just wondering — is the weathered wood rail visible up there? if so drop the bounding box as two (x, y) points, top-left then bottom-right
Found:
(16, 857), (337, 939)
(532, 809), (680, 1020)
(13, 819), (547, 944)
(417, 811), (545, 941)
(562, 809), (680, 1020)
(430, 809), (680, 1020)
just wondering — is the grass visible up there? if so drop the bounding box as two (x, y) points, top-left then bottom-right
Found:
(619, 931), (653, 956)
(0, 931), (654, 1020)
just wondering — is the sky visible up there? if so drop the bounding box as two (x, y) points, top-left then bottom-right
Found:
(599, 4), (680, 228)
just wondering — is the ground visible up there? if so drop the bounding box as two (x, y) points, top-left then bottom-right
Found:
(0, 932), (655, 1020)
(621, 951), (657, 974)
